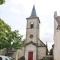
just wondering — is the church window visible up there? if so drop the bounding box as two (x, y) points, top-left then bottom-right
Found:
(30, 22), (34, 28)
(30, 35), (33, 38)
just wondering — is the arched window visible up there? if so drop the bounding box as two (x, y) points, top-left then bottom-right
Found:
(30, 22), (34, 28)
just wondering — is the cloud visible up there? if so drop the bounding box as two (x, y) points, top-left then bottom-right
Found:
(19, 30), (26, 39)
(42, 33), (54, 42)
(0, 0), (57, 50)
(47, 42), (54, 50)
(10, 7), (20, 13)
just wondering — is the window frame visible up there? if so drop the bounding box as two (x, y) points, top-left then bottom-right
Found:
(30, 22), (34, 28)
(30, 34), (33, 38)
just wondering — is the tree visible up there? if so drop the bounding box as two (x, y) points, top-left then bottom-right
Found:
(0, 19), (23, 54)
(6, 30), (23, 49)
(42, 57), (48, 60)
(0, 18), (11, 49)
(5, 30), (23, 56)
(0, 0), (5, 5)
(12, 30), (23, 49)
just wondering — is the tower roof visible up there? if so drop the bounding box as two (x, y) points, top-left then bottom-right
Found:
(30, 5), (37, 17)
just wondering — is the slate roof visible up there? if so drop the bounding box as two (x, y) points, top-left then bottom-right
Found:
(23, 40), (46, 47)
(30, 5), (37, 17)
(24, 41), (37, 47)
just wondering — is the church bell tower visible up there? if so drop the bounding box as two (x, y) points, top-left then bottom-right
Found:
(25, 5), (40, 60)
(26, 5), (40, 44)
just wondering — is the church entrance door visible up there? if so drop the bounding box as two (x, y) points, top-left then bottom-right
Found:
(28, 52), (33, 60)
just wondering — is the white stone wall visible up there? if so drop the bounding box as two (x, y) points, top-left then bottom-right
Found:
(26, 18), (40, 43)
(54, 25), (60, 60)
(26, 29), (38, 43)
(27, 18), (39, 29)
(18, 47), (24, 58)
(25, 44), (36, 60)
(56, 31), (60, 60)
(38, 47), (46, 59)
(38, 39), (45, 46)
(54, 18), (58, 60)
(54, 12), (60, 60)
(13, 47), (24, 60)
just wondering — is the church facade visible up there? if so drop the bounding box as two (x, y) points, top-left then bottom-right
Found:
(16, 6), (47, 60)
(0, 6), (48, 60)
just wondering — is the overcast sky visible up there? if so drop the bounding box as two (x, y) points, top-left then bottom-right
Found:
(0, 0), (60, 50)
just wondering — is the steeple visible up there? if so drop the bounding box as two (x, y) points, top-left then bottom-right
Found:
(30, 5), (37, 17)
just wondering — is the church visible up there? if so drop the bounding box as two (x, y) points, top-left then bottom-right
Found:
(15, 5), (48, 60)
(0, 6), (48, 60)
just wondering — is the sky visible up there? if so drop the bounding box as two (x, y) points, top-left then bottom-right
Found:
(0, 0), (60, 50)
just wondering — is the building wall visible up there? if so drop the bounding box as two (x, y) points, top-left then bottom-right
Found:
(26, 29), (38, 43)
(26, 18), (40, 44)
(25, 44), (36, 60)
(56, 31), (60, 60)
(9, 47), (24, 60)
(54, 11), (60, 60)
(38, 40), (40, 46)
(16, 47), (24, 60)
(18, 47), (24, 58)
(0, 49), (6, 55)
(38, 47), (46, 60)
(54, 25), (60, 60)
(38, 39), (45, 46)
(27, 18), (39, 30)
(54, 15), (58, 60)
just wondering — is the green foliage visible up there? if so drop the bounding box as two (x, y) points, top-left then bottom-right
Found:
(0, 0), (5, 5)
(43, 57), (48, 60)
(42, 56), (53, 60)
(18, 56), (25, 60)
(10, 30), (23, 49)
(0, 18), (23, 50)
(0, 18), (11, 49)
